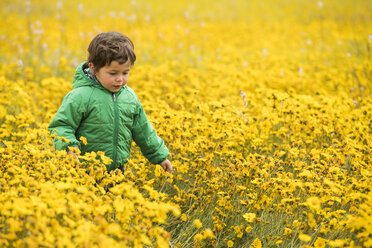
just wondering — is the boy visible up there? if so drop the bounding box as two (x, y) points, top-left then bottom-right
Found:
(48, 31), (172, 173)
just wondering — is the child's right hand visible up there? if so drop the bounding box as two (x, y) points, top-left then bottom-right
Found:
(160, 159), (173, 174)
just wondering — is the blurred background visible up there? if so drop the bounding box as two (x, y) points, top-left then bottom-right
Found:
(0, 0), (371, 97)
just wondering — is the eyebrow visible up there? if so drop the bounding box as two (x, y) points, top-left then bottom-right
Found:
(108, 69), (131, 72)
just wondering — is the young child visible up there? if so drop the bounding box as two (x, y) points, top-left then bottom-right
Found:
(48, 31), (172, 173)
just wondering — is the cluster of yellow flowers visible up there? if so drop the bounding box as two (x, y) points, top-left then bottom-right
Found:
(1, 0), (371, 247)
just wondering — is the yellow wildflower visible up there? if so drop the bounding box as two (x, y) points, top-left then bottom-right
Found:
(243, 213), (256, 223)
(194, 219), (203, 229)
(79, 136), (87, 145)
(245, 225), (252, 233)
(306, 196), (321, 210)
(299, 233), (312, 242)
(251, 238), (262, 248)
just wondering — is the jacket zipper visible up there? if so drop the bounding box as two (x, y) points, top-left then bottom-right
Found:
(112, 93), (119, 167)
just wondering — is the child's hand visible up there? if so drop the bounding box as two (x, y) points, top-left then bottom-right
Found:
(67, 148), (81, 166)
(160, 159), (173, 174)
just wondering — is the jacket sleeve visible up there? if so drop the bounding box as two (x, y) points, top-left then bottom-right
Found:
(48, 90), (86, 151)
(132, 102), (169, 164)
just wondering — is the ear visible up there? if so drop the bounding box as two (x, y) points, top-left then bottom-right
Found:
(88, 62), (95, 74)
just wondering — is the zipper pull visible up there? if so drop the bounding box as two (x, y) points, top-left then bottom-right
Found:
(112, 93), (116, 102)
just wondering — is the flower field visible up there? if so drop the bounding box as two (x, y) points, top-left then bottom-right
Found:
(1, 0), (371, 247)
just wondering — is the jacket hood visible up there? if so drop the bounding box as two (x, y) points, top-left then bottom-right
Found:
(72, 62), (127, 95)
(72, 62), (101, 89)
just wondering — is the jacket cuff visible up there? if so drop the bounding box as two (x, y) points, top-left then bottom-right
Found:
(148, 146), (169, 164)
(153, 157), (168, 165)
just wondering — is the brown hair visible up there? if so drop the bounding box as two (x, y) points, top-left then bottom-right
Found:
(87, 31), (136, 71)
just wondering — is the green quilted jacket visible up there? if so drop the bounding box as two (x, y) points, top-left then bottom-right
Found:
(48, 62), (169, 171)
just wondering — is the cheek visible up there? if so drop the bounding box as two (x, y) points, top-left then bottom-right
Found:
(96, 73), (108, 82)
(102, 75), (114, 83)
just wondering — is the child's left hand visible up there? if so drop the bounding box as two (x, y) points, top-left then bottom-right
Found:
(160, 159), (173, 174)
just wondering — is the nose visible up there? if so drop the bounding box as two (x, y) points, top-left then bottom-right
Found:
(116, 75), (125, 82)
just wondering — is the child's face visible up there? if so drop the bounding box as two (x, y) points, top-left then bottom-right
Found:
(89, 60), (131, 93)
